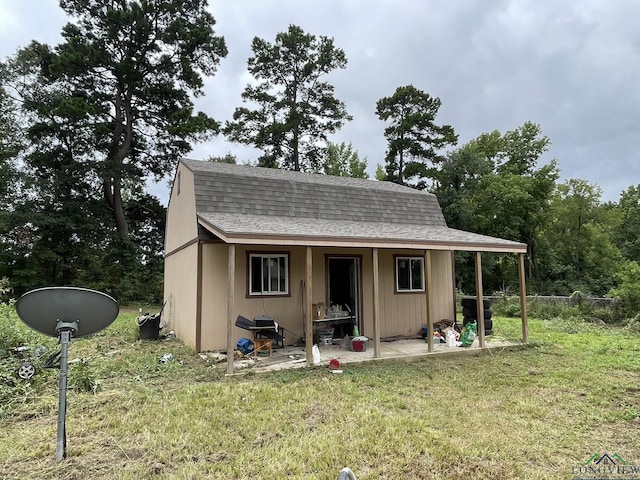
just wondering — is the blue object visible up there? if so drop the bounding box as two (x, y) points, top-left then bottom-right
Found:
(236, 338), (253, 354)
(421, 326), (429, 339)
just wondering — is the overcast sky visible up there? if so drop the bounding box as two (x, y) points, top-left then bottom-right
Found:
(1, 0), (638, 203)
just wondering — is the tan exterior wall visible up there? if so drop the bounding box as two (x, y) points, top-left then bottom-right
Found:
(429, 250), (456, 322)
(165, 164), (198, 254)
(199, 243), (229, 351)
(194, 245), (456, 351)
(163, 243), (199, 349)
(231, 245), (307, 347)
(375, 249), (454, 337)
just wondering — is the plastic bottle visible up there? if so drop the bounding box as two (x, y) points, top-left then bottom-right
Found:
(352, 325), (359, 337)
(312, 344), (320, 365)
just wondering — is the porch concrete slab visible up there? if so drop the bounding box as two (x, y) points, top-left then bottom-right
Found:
(240, 337), (526, 374)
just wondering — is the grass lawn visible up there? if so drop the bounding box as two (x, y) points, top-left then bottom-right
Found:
(1, 306), (639, 479)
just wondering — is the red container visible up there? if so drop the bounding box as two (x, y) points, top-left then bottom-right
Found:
(350, 339), (367, 352)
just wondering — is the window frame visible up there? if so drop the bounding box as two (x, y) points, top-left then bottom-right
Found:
(394, 255), (425, 293)
(247, 252), (290, 297)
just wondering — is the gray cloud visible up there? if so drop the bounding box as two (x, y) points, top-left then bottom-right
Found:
(2, 0), (638, 202)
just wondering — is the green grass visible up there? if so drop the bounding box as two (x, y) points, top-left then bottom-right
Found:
(1, 306), (639, 479)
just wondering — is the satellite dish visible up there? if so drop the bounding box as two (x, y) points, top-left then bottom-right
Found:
(15, 287), (119, 462)
(16, 287), (119, 338)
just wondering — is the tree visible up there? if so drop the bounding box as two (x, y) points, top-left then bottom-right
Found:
(433, 122), (558, 294)
(207, 153), (238, 164)
(433, 143), (493, 232)
(323, 142), (368, 178)
(615, 185), (640, 261)
(540, 179), (621, 295)
(6, 0), (227, 239)
(225, 24), (351, 172)
(609, 261), (640, 319)
(375, 85), (457, 186)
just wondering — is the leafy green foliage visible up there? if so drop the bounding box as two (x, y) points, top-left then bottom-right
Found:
(615, 184), (640, 261)
(207, 152), (238, 164)
(0, 0), (211, 300)
(375, 85), (457, 186)
(538, 179), (621, 296)
(323, 141), (368, 178)
(4, 0), (227, 240)
(436, 122), (559, 294)
(225, 25), (351, 172)
(609, 261), (640, 320)
(0, 302), (56, 418)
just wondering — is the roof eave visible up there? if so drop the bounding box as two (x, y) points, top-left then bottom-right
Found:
(197, 217), (527, 254)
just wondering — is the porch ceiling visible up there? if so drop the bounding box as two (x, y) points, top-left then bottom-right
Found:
(197, 212), (527, 253)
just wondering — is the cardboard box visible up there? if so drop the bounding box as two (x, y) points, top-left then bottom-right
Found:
(312, 303), (325, 320)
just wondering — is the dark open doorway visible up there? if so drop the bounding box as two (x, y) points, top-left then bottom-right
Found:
(327, 256), (361, 336)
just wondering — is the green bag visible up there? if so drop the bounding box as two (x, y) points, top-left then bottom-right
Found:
(459, 322), (477, 347)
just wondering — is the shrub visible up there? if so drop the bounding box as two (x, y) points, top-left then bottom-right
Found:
(609, 261), (640, 320)
(492, 300), (521, 318)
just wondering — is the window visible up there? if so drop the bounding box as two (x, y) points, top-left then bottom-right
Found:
(395, 256), (424, 292)
(249, 253), (289, 296)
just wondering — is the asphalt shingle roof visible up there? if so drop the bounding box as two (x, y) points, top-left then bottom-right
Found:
(181, 159), (526, 252)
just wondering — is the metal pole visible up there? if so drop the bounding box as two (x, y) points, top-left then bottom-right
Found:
(56, 329), (70, 462)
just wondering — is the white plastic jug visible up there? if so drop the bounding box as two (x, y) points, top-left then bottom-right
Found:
(312, 344), (321, 365)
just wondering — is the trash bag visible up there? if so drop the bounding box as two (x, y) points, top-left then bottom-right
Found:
(459, 321), (477, 347)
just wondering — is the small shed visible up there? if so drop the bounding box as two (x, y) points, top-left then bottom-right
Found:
(164, 159), (528, 372)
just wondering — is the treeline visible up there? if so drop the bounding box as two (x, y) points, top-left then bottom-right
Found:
(1, 1), (638, 318)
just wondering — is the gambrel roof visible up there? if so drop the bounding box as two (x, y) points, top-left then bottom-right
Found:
(180, 159), (526, 253)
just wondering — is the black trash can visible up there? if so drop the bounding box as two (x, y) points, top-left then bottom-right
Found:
(137, 313), (161, 340)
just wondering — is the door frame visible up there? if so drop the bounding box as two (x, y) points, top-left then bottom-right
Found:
(325, 255), (363, 335)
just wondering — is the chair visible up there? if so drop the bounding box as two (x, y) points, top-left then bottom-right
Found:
(252, 338), (272, 357)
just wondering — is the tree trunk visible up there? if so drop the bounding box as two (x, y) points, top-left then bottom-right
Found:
(293, 127), (300, 171)
(104, 176), (129, 239)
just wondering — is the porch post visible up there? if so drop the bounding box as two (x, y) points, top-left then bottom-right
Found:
(305, 246), (313, 365)
(518, 252), (528, 343)
(195, 242), (203, 353)
(425, 250), (434, 353)
(372, 248), (381, 358)
(450, 251), (457, 320)
(226, 244), (236, 375)
(474, 252), (486, 348)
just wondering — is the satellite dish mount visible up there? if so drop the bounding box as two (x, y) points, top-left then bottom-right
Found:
(16, 287), (119, 462)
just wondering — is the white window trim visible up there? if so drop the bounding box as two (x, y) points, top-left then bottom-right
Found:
(395, 256), (425, 293)
(249, 253), (289, 296)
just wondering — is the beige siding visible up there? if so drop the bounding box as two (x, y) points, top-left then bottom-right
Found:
(163, 243), (198, 349)
(190, 244), (458, 352)
(375, 249), (455, 338)
(231, 245), (307, 345)
(429, 250), (456, 322)
(199, 243), (229, 351)
(165, 164), (198, 254)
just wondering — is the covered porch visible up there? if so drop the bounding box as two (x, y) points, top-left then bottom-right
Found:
(220, 240), (529, 374)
